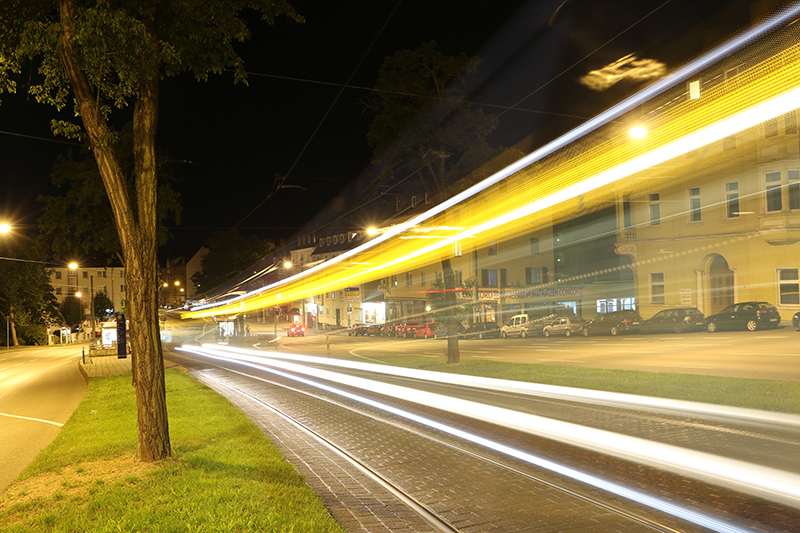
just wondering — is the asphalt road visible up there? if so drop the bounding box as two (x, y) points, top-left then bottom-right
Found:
(0, 345), (87, 492)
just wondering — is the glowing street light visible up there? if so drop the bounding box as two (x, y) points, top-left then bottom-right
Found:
(629, 125), (647, 139)
(174, 280), (180, 286)
(75, 292), (82, 298)
(69, 262), (78, 270)
(283, 261), (292, 269)
(0, 223), (10, 234)
(366, 227), (378, 235)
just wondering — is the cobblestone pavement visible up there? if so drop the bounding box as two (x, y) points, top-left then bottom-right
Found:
(189, 367), (708, 533)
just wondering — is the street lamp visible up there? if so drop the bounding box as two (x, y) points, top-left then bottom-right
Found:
(0, 223), (10, 234)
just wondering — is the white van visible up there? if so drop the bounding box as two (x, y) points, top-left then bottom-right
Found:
(501, 314), (530, 338)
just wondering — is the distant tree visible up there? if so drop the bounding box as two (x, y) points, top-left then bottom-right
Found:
(0, 0), (302, 462)
(93, 290), (115, 319)
(0, 242), (59, 346)
(59, 296), (83, 328)
(38, 126), (182, 265)
(363, 42), (519, 364)
(194, 230), (274, 294)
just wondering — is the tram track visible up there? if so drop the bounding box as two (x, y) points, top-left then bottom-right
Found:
(188, 359), (751, 533)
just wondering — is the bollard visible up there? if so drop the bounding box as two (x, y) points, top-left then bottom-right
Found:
(327, 336), (330, 357)
(82, 347), (85, 364)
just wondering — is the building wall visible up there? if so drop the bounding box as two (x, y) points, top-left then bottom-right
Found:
(50, 266), (126, 323)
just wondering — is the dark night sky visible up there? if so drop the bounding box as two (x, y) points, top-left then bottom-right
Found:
(0, 0), (768, 259)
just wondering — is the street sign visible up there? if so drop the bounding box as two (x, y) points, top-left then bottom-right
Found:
(116, 313), (127, 359)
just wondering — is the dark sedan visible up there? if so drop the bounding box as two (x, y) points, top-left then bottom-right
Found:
(641, 308), (704, 334)
(792, 311), (799, 330)
(704, 301), (780, 332)
(464, 322), (501, 339)
(581, 310), (642, 336)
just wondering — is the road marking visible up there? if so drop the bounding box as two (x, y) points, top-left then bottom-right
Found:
(460, 350), (490, 353)
(534, 348), (572, 352)
(0, 412), (64, 427)
(639, 364), (715, 369)
(538, 359), (586, 362)
(613, 351), (666, 354)
(756, 336), (786, 339)
(472, 355), (504, 359)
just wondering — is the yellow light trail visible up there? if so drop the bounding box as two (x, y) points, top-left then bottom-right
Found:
(185, 32), (800, 319)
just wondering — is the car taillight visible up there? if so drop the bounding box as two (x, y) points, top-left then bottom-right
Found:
(756, 310), (766, 315)
(621, 319), (631, 323)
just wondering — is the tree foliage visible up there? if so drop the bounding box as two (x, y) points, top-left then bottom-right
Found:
(0, 0), (302, 462)
(194, 230), (274, 294)
(0, 240), (60, 346)
(363, 41), (503, 198)
(38, 126), (182, 264)
(93, 290), (115, 319)
(59, 295), (82, 327)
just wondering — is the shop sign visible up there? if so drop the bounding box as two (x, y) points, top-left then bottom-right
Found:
(458, 287), (585, 301)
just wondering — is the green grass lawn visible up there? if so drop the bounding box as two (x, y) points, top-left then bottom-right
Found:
(0, 369), (345, 533)
(350, 354), (800, 414)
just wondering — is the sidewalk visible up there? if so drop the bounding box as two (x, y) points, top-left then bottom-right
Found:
(78, 351), (132, 378)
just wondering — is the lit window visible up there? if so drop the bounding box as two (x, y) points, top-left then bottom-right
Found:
(651, 273), (665, 304)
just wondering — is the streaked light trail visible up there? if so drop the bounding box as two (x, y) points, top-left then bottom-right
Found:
(178, 344), (800, 520)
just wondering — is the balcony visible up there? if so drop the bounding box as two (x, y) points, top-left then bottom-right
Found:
(759, 213), (800, 245)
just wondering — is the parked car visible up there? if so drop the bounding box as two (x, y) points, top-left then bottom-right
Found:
(287, 323), (305, 337)
(398, 323), (423, 338)
(348, 323), (369, 336)
(433, 323), (465, 339)
(464, 322), (501, 339)
(793, 311), (800, 330)
(542, 316), (586, 337)
(704, 301), (781, 332)
(415, 322), (439, 339)
(640, 308), (704, 334)
(581, 310), (642, 336)
(380, 323), (401, 337)
(501, 314), (530, 338)
(365, 324), (383, 336)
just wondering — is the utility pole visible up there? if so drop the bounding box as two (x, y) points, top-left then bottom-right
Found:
(90, 275), (96, 340)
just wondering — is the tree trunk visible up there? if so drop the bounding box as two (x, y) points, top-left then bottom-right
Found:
(58, 0), (170, 462)
(441, 258), (460, 364)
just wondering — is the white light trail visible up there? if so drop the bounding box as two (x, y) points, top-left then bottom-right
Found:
(195, 344), (800, 428)
(179, 344), (800, 519)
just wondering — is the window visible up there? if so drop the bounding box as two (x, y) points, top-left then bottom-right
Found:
(766, 171), (782, 212)
(56, 287), (62, 295)
(525, 267), (541, 285)
(778, 268), (799, 305)
(651, 273), (665, 304)
(421, 272), (426, 287)
(530, 238), (539, 254)
(55, 271), (62, 280)
(765, 119), (779, 138)
(455, 270), (463, 286)
(482, 269), (498, 287)
(500, 268), (507, 287)
(689, 187), (701, 222)
(786, 112), (798, 135)
(120, 285), (125, 293)
(649, 193), (661, 226)
(396, 200), (402, 212)
(623, 198), (633, 229)
(83, 271), (88, 279)
(725, 182), (740, 219)
(391, 274), (398, 287)
(764, 168), (799, 212)
(435, 271), (443, 283)
(406, 273), (412, 287)
(411, 195), (417, 208)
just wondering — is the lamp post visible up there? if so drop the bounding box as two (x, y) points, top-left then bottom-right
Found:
(1, 225), (9, 348)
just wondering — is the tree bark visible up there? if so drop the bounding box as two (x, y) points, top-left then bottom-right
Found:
(58, 0), (170, 461)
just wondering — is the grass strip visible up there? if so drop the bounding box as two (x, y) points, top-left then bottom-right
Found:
(0, 369), (345, 533)
(356, 355), (800, 414)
